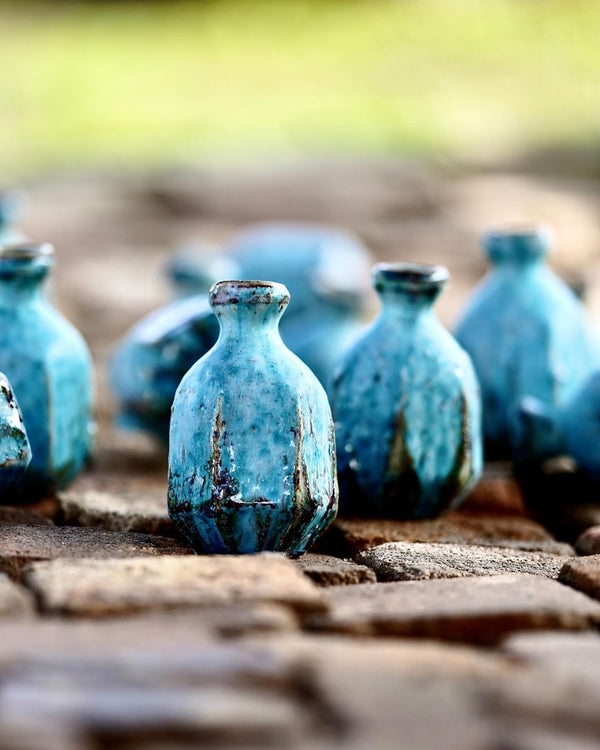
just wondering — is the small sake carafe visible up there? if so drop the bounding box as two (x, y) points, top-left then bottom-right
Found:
(455, 226), (600, 458)
(330, 263), (482, 518)
(0, 244), (94, 499)
(168, 280), (338, 554)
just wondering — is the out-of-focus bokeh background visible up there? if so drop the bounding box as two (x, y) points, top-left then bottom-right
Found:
(2, 0), (600, 417)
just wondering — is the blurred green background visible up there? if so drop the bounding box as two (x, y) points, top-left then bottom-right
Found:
(1, 0), (598, 179)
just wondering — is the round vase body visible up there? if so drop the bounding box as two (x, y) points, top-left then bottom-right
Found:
(168, 280), (338, 554)
(330, 263), (482, 519)
(172, 224), (372, 386)
(454, 228), (600, 458)
(110, 295), (219, 442)
(0, 245), (94, 499)
(520, 372), (600, 479)
(0, 372), (31, 497)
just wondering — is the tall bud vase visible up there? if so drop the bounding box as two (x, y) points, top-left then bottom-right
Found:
(168, 280), (338, 555)
(330, 263), (482, 519)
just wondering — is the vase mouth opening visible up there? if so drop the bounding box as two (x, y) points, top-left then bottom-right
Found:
(209, 279), (290, 309)
(0, 242), (54, 261)
(373, 262), (449, 295)
(0, 243), (54, 278)
(483, 225), (553, 264)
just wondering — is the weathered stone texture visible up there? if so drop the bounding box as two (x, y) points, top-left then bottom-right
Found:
(308, 574), (600, 642)
(323, 514), (571, 557)
(460, 463), (527, 516)
(22, 554), (327, 617)
(575, 525), (600, 556)
(0, 505), (54, 526)
(0, 573), (34, 617)
(0, 524), (191, 580)
(58, 487), (177, 537)
(357, 541), (569, 581)
(559, 555), (600, 600)
(296, 553), (376, 586)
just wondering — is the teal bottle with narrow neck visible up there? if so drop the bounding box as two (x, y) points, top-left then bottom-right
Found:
(330, 263), (482, 518)
(168, 280), (338, 554)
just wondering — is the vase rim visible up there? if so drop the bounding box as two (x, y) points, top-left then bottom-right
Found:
(483, 224), (553, 263)
(373, 262), (449, 289)
(0, 242), (54, 261)
(209, 279), (290, 308)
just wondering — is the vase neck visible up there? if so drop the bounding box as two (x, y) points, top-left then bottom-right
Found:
(209, 280), (290, 344)
(484, 226), (551, 270)
(0, 244), (53, 305)
(373, 262), (448, 321)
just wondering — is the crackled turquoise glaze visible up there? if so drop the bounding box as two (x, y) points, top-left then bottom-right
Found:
(0, 372), (31, 496)
(168, 280), (338, 555)
(455, 227), (600, 458)
(0, 244), (94, 499)
(330, 263), (482, 518)
(519, 372), (600, 478)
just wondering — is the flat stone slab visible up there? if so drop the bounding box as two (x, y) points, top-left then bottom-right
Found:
(0, 574), (34, 617)
(58, 488), (177, 537)
(460, 464), (527, 516)
(308, 574), (600, 642)
(22, 553), (327, 617)
(0, 506), (54, 526)
(325, 514), (572, 557)
(0, 524), (191, 580)
(357, 542), (568, 581)
(575, 526), (600, 556)
(559, 555), (600, 600)
(504, 631), (600, 684)
(0, 635), (330, 749)
(296, 553), (376, 586)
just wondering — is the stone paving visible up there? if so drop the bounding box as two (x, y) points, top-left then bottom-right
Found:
(1, 162), (599, 748)
(1, 447), (600, 749)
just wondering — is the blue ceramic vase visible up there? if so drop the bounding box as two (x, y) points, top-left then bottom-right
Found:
(0, 244), (94, 499)
(110, 296), (219, 442)
(182, 224), (372, 386)
(330, 263), (482, 518)
(165, 242), (239, 300)
(0, 373), (31, 496)
(168, 280), (338, 555)
(519, 372), (600, 478)
(454, 227), (600, 458)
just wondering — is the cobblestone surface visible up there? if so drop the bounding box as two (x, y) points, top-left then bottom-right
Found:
(357, 541), (569, 581)
(307, 574), (600, 642)
(0, 524), (191, 580)
(1, 164), (599, 748)
(22, 554), (327, 617)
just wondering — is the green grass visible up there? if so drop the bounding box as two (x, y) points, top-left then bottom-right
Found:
(1, 0), (599, 179)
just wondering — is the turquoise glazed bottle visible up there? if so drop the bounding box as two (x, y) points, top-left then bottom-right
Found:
(0, 244), (94, 499)
(110, 246), (235, 443)
(519, 372), (600, 478)
(110, 296), (219, 442)
(168, 280), (338, 555)
(330, 263), (482, 518)
(454, 227), (600, 458)
(0, 373), (31, 496)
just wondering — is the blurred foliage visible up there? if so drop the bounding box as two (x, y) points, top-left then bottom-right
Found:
(0, 0), (598, 178)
